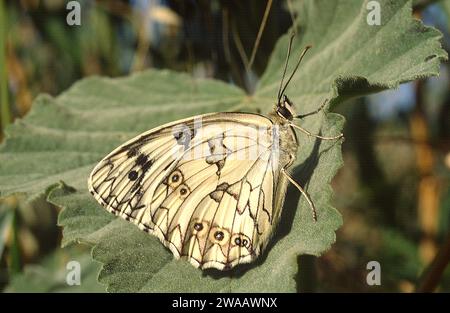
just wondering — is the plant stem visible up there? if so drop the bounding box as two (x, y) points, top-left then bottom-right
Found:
(247, 0), (273, 72)
(416, 233), (450, 292)
(411, 80), (440, 264)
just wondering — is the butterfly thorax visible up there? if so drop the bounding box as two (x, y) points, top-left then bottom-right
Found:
(268, 108), (298, 169)
(275, 94), (299, 147)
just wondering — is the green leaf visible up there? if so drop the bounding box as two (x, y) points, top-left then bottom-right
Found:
(5, 246), (104, 292)
(0, 0), (446, 292)
(256, 0), (446, 105)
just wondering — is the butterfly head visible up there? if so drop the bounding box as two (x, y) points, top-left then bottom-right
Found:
(276, 95), (297, 121)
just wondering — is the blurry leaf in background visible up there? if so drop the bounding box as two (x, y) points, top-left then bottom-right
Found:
(378, 230), (422, 290)
(0, 192), (60, 288)
(0, 0), (447, 292)
(131, 1), (183, 71)
(5, 245), (104, 292)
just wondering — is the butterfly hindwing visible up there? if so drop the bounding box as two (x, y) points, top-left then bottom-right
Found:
(88, 113), (286, 270)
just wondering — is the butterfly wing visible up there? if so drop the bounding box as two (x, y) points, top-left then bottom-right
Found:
(88, 112), (286, 270)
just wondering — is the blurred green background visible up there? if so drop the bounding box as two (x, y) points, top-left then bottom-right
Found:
(0, 0), (450, 292)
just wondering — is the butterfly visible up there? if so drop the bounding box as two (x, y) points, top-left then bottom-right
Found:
(88, 36), (343, 270)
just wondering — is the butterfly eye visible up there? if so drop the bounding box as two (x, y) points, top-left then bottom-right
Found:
(178, 184), (190, 199)
(168, 170), (184, 188)
(209, 226), (230, 245)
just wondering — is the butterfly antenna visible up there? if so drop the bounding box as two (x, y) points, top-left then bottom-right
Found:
(277, 33), (296, 104)
(278, 44), (312, 102)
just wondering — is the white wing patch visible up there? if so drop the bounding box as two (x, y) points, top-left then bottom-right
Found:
(88, 113), (282, 270)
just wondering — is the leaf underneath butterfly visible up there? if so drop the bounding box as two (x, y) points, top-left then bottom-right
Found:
(0, 0), (446, 292)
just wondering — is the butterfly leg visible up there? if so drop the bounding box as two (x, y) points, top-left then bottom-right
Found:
(294, 98), (329, 119)
(281, 167), (317, 222)
(289, 123), (344, 141)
